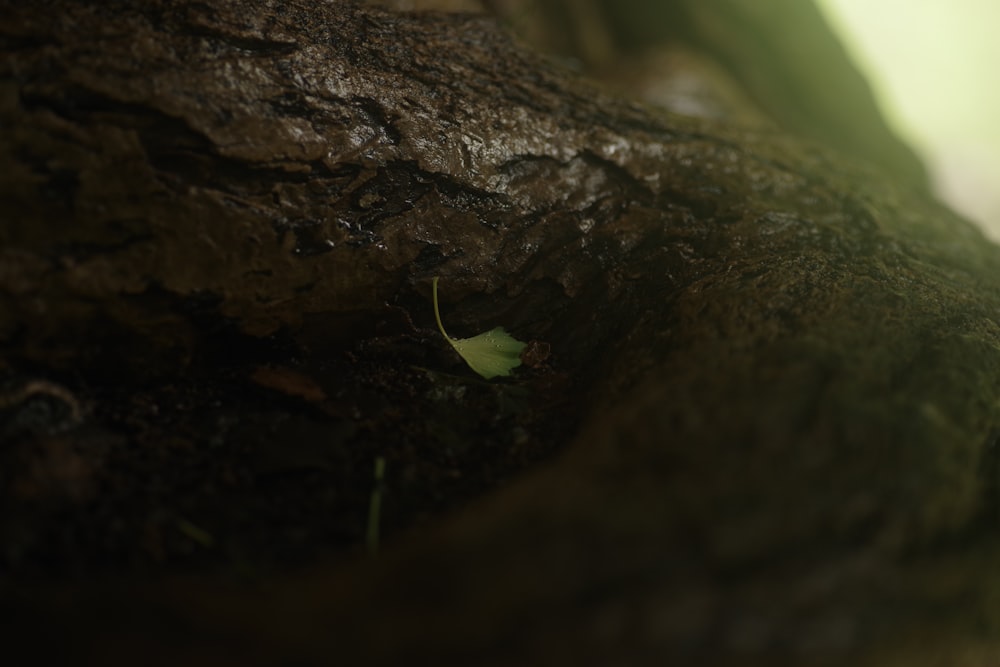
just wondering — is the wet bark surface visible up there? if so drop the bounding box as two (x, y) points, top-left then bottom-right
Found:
(2, 1), (1000, 665)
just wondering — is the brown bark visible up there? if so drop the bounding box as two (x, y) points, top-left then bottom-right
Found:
(2, 1), (1000, 665)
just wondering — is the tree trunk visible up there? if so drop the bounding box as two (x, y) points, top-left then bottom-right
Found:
(3, 1), (1000, 665)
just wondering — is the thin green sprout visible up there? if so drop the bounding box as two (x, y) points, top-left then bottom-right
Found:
(366, 456), (386, 556)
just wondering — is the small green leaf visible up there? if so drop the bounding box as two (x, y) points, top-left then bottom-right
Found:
(432, 277), (526, 379)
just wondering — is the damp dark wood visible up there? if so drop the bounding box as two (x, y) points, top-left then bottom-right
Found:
(2, 1), (1000, 665)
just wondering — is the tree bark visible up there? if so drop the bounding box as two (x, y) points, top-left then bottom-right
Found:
(3, 1), (1000, 665)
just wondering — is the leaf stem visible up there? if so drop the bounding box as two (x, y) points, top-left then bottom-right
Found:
(432, 277), (452, 341)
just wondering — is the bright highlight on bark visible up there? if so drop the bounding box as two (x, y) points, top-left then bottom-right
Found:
(432, 277), (526, 380)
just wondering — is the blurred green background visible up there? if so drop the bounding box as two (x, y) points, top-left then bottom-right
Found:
(817, 0), (1000, 240)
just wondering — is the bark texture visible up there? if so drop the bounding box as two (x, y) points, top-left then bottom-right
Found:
(3, 1), (1000, 665)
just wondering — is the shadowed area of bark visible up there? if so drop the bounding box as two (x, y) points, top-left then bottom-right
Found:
(2, 1), (1000, 665)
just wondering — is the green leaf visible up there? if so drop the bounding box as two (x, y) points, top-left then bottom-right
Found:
(432, 277), (526, 379)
